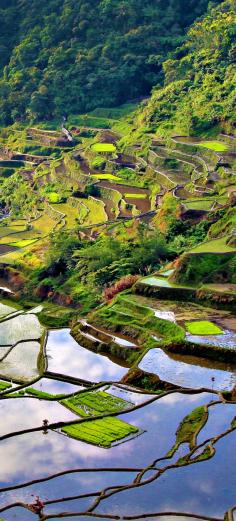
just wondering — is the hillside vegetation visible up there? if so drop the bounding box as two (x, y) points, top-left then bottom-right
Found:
(0, 0), (222, 123)
(137, 0), (236, 136)
(0, 0), (234, 316)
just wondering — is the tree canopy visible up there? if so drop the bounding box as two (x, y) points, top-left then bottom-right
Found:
(0, 0), (222, 123)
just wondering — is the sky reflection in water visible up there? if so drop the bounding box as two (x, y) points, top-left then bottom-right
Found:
(139, 348), (236, 390)
(1, 392), (231, 520)
(46, 329), (128, 381)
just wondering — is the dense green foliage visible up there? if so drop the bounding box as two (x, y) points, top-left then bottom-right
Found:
(0, 0), (222, 123)
(139, 0), (236, 135)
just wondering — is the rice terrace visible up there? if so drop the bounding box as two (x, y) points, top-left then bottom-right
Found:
(0, 0), (235, 520)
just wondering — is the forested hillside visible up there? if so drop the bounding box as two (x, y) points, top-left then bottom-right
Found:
(0, 0), (222, 124)
(138, 0), (236, 136)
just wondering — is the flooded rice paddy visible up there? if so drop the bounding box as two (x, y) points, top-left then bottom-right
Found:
(46, 328), (128, 381)
(139, 347), (236, 390)
(0, 300), (235, 520)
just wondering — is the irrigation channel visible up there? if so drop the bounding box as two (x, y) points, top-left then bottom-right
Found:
(0, 300), (235, 521)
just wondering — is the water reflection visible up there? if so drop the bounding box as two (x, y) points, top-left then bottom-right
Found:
(1, 392), (233, 520)
(139, 348), (236, 390)
(32, 377), (82, 395)
(46, 329), (128, 381)
(187, 329), (236, 350)
(140, 277), (172, 287)
(0, 393), (211, 489)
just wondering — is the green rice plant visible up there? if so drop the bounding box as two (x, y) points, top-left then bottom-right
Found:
(91, 143), (116, 153)
(33, 214), (58, 234)
(61, 390), (132, 417)
(197, 141), (228, 152)
(51, 202), (78, 229)
(124, 193), (147, 199)
(11, 238), (38, 248)
(91, 173), (121, 181)
(185, 321), (223, 335)
(62, 416), (138, 447)
(190, 236), (236, 253)
(46, 192), (61, 203)
(68, 115), (112, 129)
(0, 380), (11, 390)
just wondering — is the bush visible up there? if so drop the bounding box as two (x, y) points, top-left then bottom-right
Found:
(103, 275), (139, 301)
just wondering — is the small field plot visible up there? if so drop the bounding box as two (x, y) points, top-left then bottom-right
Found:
(62, 416), (138, 447)
(0, 225), (26, 238)
(0, 340), (41, 382)
(0, 231), (39, 245)
(197, 141), (228, 152)
(0, 380), (11, 390)
(91, 173), (121, 181)
(51, 202), (78, 229)
(0, 302), (18, 318)
(184, 197), (227, 211)
(0, 313), (44, 345)
(185, 321), (223, 335)
(10, 238), (38, 248)
(124, 193), (147, 199)
(91, 143), (116, 153)
(190, 236), (236, 253)
(33, 213), (58, 234)
(77, 198), (107, 225)
(62, 390), (132, 417)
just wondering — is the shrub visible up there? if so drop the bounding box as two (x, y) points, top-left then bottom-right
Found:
(103, 275), (139, 302)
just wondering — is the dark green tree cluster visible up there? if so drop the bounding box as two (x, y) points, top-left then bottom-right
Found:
(141, 0), (236, 135)
(0, 0), (222, 123)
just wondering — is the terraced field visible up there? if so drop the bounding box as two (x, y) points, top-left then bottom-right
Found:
(0, 116), (235, 268)
(0, 111), (235, 520)
(0, 293), (235, 519)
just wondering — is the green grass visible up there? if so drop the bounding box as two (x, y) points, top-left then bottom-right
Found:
(91, 173), (121, 181)
(198, 141), (228, 152)
(168, 406), (208, 456)
(68, 114), (112, 129)
(33, 214), (58, 234)
(184, 197), (227, 211)
(61, 390), (132, 417)
(91, 294), (185, 348)
(91, 143), (116, 153)
(124, 193), (147, 199)
(190, 236), (236, 253)
(77, 198), (107, 225)
(62, 416), (138, 447)
(185, 320), (223, 335)
(0, 380), (12, 391)
(51, 202), (78, 228)
(14, 387), (65, 399)
(90, 103), (137, 119)
(11, 238), (38, 248)
(46, 192), (61, 203)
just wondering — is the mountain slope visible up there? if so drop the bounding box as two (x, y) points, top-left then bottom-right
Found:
(138, 0), (236, 136)
(0, 0), (222, 124)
